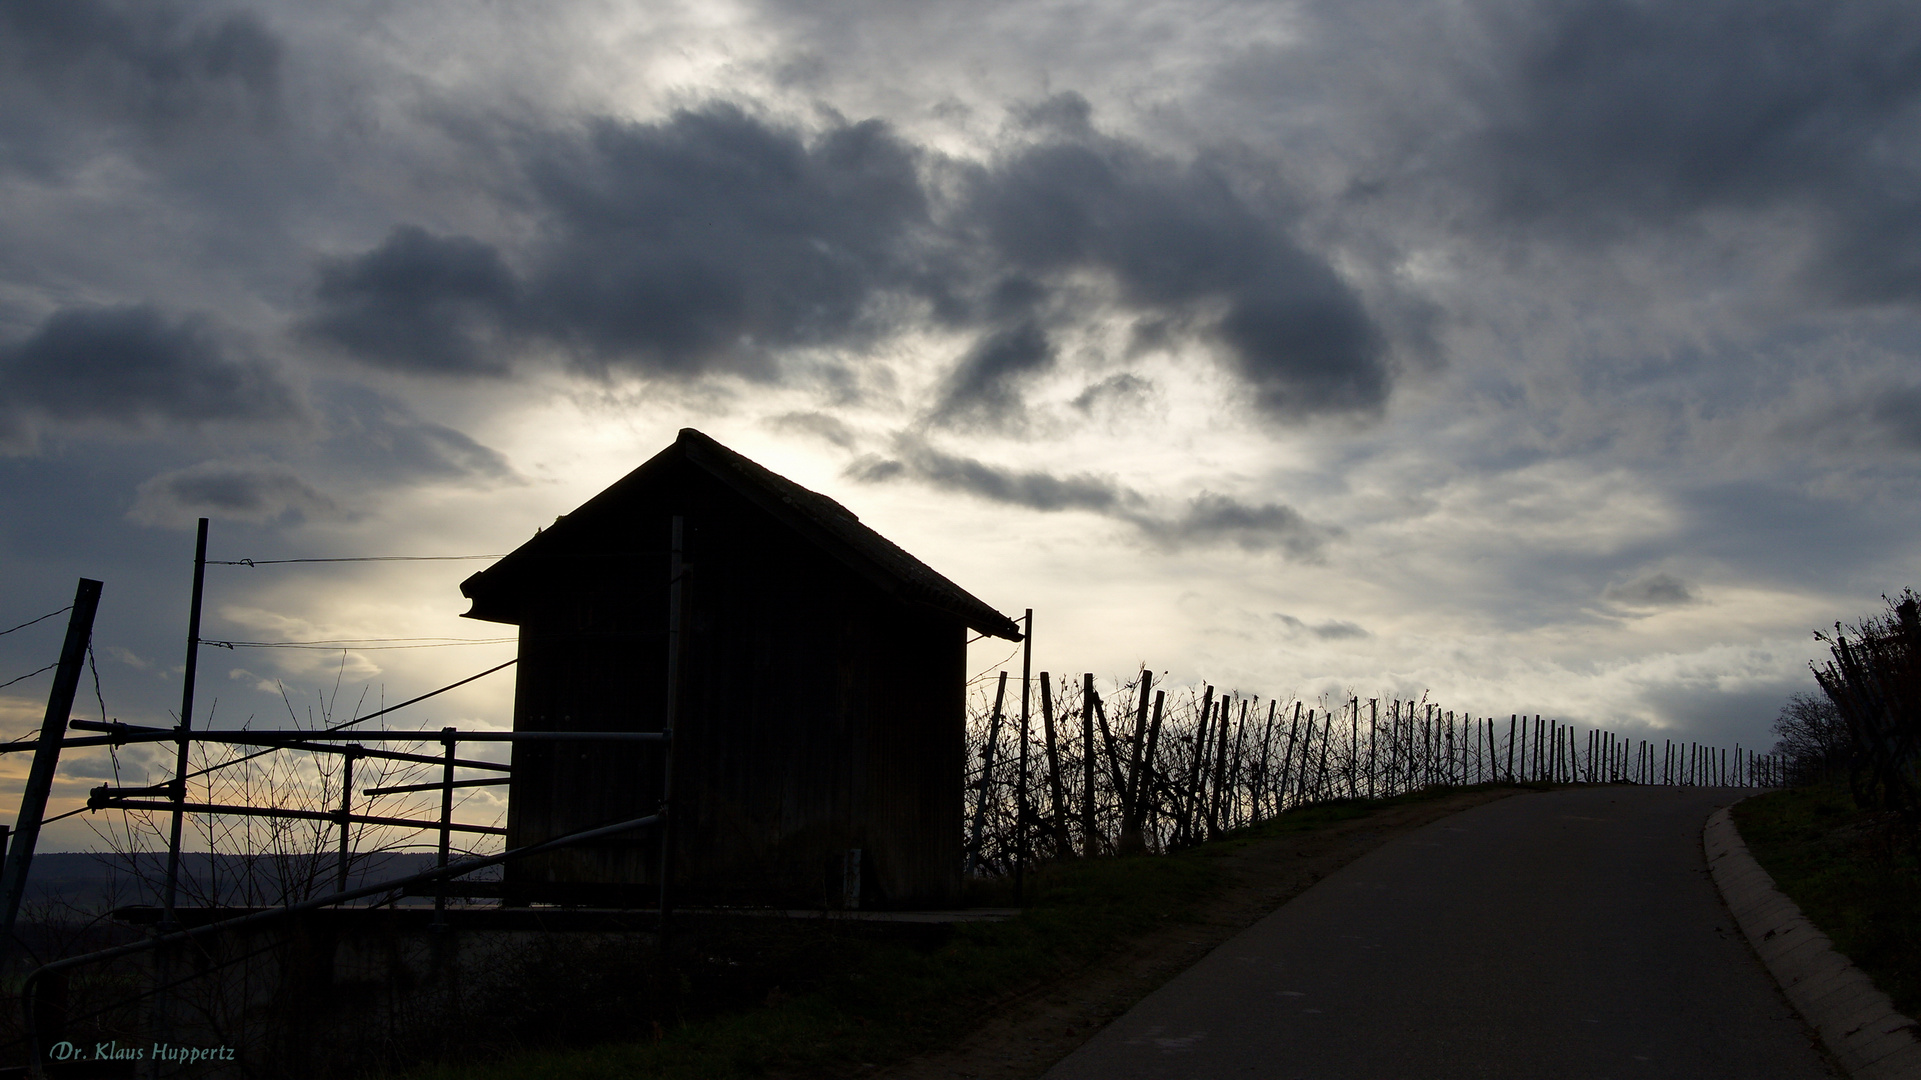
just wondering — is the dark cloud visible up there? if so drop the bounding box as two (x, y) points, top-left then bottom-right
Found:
(304, 226), (521, 377)
(930, 320), (1054, 428)
(1275, 613), (1370, 640)
(1457, 0), (1921, 301)
(1071, 372), (1155, 413)
(0, 0), (280, 175)
(523, 105), (931, 378)
(765, 411), (859, 449)
(130, 459), (342, 527)
(848, 441), (1333, 558)
(848, 442), (1132, 513)
(1604, 572), (1699, 608)
(304, 98), (1390, 422)
(315, 386), (515, 484)
(1869, 387), (1921, 450)
(953, 102), (1387, 416)
(0, 305), (298, 447)
(1142, 492), (1337, 559)
(307, 106), (936, 384)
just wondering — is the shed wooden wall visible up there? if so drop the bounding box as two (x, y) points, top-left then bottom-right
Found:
(500, 465), (964, 908)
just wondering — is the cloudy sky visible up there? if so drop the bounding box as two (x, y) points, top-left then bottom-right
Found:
(3, 0), (1917, 847)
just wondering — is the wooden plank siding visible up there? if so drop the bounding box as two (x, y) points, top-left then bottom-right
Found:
(463, 431), (1002, 909)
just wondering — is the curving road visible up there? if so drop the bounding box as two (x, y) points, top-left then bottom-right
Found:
(1045, 786), (1836, 1080)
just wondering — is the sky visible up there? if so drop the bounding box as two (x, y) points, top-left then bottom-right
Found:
(2, 0), (1918, 849)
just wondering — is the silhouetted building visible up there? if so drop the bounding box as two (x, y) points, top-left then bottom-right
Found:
(460, 428), (1022, 909)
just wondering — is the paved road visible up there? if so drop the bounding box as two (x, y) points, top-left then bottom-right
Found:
(1046, 786), (1836, 1080)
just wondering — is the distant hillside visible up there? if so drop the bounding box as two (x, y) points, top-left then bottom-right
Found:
(16, 851), (498, 913)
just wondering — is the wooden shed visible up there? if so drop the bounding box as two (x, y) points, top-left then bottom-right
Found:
(459, 429), (1023, 909)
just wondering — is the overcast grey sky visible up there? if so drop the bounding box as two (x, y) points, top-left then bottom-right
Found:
(3, 0), (1916, 846)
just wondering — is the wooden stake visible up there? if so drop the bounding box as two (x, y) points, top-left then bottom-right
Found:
(0, 578), (102, 962)
(1080, 673), (1098, 854)
(1039, 673), (1069, 856)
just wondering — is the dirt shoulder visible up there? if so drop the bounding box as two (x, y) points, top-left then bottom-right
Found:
(877, 787), (1523, 1080)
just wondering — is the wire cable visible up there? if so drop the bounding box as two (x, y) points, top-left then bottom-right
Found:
(209, 555), (503, 566)
(199, 637), (517, 651)
(167, 658), (519, 788)
(967, 645), (1021, 687)
(0, 661), (58, 692)
(0, 605), (70, 638)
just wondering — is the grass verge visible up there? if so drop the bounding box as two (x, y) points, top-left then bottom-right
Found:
(394, 785), (1498, 1080)
(1732, 784), (1921, 1019)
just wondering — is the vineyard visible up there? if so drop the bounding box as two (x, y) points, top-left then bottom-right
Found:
(961, 670), (1783, 875)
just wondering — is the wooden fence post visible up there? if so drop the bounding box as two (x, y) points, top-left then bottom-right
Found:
(1091, 680), (1126, 808)
(964, 672), (1008, 876)
(1253, 699), (1277, 821)
(1119, 672), (1153, 853)
(1039, 673), (1070, 857)
(1135, 689), (1166, 845)
(1182, 686), (1214, 846)
(1207, 697), (1234, 837)
(1080, 673), (1098, 854)
(0, 578), (102, 963)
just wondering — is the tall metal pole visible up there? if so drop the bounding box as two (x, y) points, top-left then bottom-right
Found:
(0, 578), (102, 961)
(1013, 609), (1031, 904)
(161, 518), (208, 931)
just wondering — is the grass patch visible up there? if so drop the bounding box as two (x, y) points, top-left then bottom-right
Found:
(394, 855), (1219, 1080)
(394, 788), (1493, 1080)
(1732, 784), (1921, 1019)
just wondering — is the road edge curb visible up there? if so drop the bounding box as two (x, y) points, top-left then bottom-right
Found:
(1706, 804), (1921, 1080)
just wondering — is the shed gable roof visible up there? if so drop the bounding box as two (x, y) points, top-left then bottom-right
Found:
(461, 428), (1024, 641)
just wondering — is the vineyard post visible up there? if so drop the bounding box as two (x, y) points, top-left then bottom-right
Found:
(1092, 684), (1126, 809)
(1080, 673), (1097, 854)
(1352, 699), (1367, 799)
(1208, 697), (1234, 837)
(1038, 673), (1068, 856)
(1182, 686), (1214, 845)
(336, 744), (359, 894)
(1423, 705), (1434, 787)
(1296, 709), (1317, 805)
(1313, 709), (1334, 801)
(1388, 700), (1400, 793)
(1014, 609), (1032, 903)
(1229, 701), (1250, 829)
(1136, 690), (1166, 845)
(162, 517), (209, 931)
(1367, 700), (1378, 797)
(1254, 700), (1277, 821)
(0, 577), (102, 963)
(1119, 671), (1153, 853)
(1279, 703), (1302, 813)
(960, 668), (1006, 880)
